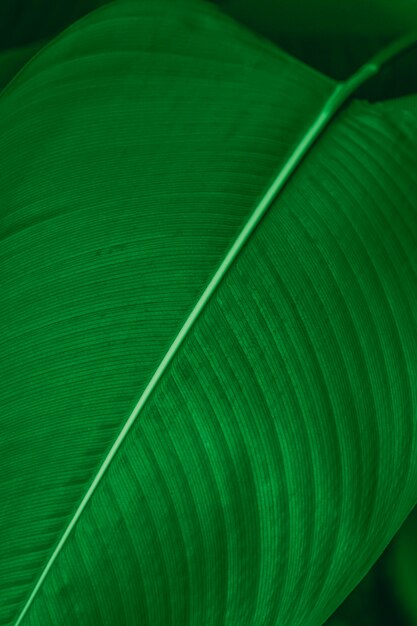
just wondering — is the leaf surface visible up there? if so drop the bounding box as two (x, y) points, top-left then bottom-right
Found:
(0, 1), (416, 625)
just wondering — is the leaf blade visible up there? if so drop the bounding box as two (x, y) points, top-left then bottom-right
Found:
(20, 91), (417, 625)
(0, 1), (340, 623)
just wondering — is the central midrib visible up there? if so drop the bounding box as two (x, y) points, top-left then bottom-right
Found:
(13, 27), (417, 626)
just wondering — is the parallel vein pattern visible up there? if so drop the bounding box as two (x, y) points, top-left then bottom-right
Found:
(18, 98), (417, 625)
(0, 1), (416, 625)
(0, 1), (336, 624)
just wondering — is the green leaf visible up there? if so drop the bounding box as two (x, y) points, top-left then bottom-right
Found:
(1, 1), (416, 625)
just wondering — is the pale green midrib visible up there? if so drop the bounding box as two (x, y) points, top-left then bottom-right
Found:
(13, 28), (417, 626)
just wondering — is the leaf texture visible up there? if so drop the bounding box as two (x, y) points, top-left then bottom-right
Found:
(0, 1), (335, 622)
(0, 1), (416, 625)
